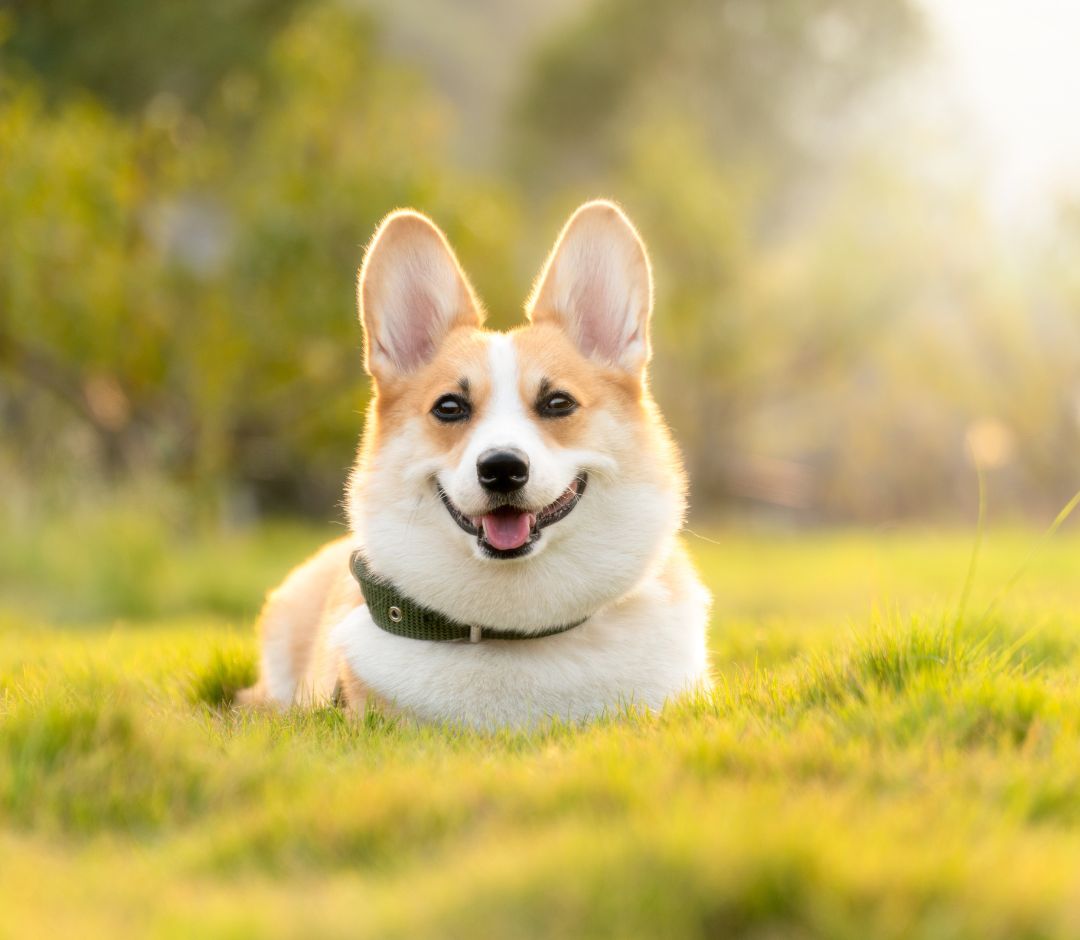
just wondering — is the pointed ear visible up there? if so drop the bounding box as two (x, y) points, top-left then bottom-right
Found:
(357, 210), (482, 382)
(527, 200), (653, 373)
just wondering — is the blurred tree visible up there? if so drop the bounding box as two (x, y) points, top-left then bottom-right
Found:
(1, 0), (1074, 525)
(0, 1), (520, 520)
(512, 0), (923, 193)
(511, 0), (937, 515)
(0, 0), (307, 112)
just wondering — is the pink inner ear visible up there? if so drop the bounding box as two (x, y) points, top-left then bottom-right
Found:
(394, 280), (441, 371)
(569, 255), (631, 362)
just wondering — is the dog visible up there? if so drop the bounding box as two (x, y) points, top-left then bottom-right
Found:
(239, 200), (712, 729)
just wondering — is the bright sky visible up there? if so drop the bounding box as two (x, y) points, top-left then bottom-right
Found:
(919, 0), (1080, 223)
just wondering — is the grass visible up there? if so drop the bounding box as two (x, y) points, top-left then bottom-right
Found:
(2, 517), (1080, 938)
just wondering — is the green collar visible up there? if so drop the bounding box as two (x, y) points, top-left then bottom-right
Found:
(350, 550), (588, 643)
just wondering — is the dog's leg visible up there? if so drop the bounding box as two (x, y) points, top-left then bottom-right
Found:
(238, 536), (358, 708)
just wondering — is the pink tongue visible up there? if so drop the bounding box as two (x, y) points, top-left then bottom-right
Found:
(481, 509), (534, 551)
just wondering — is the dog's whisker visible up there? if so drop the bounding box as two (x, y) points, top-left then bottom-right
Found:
(401, 492), (425, 552)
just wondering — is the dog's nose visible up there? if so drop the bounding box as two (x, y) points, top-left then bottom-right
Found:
(477, 448), (530, 493)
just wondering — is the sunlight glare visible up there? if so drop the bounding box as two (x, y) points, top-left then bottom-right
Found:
(920, 0), (1080, 222)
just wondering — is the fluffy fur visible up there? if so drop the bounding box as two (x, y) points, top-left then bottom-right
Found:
(240, 200), (712, 729)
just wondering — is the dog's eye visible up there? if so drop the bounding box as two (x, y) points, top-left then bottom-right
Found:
(431, 394), (470, 423)
(539, 391), (578, 418)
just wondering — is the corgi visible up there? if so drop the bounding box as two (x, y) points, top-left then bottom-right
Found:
(239, 200), (712, 729)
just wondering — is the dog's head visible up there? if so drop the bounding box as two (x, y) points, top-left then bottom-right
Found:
(348, 201), (686, 632)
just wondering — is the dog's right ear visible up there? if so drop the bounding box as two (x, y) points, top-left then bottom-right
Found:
(357, 210), (482, 383)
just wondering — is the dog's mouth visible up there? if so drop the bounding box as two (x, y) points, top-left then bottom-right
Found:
(437, 474), (588, 559)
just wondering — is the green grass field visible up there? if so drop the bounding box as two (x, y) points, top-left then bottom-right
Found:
(2, 518), (1080, 938)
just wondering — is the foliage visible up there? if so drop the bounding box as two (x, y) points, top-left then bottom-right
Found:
(0, 2), (519, 515)
(0, 0), (308, 112)
(2, 525), (1080, 936)
(0, 0), (1077, 523)
(510, 0), (1079, 518)
(512, 0), (924, 191)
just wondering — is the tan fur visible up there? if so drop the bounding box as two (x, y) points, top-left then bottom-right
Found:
(374, 327), (492, 451)
(239, 536), (366, 708)
(512, 323), (645, 449)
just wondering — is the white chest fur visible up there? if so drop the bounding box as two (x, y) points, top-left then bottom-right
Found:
(329, 562), (711, 730)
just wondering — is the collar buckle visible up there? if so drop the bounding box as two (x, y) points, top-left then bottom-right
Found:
(469, 624), (482, 644)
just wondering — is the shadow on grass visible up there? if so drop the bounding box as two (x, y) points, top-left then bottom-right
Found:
(186, 643), (258, 707)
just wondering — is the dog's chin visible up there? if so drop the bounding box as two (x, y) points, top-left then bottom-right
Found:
(355, 471), (682, 631)
(437, 474), (587, 562)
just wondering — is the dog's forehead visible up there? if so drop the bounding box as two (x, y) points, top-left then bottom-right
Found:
(391, 322), (638, 444)
(419, 324), (590, 397)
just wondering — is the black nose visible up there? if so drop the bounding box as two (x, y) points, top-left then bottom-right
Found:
(477, 448), (530, 493)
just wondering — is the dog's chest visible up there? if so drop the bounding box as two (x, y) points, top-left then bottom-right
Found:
(329, 573), (710, 730)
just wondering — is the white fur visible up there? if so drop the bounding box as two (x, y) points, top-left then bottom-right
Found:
(329, 535), (710, 730)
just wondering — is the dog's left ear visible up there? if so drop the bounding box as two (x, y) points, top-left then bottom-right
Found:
(527, 200), (653, 373)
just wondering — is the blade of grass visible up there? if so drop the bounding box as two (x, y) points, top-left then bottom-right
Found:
(951, 457), (987, 661)
(977, 488), (1080, 629)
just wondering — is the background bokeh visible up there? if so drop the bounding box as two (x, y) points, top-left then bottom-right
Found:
(4, 8), (1080, 933)
(2, 0), (1078, 534)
